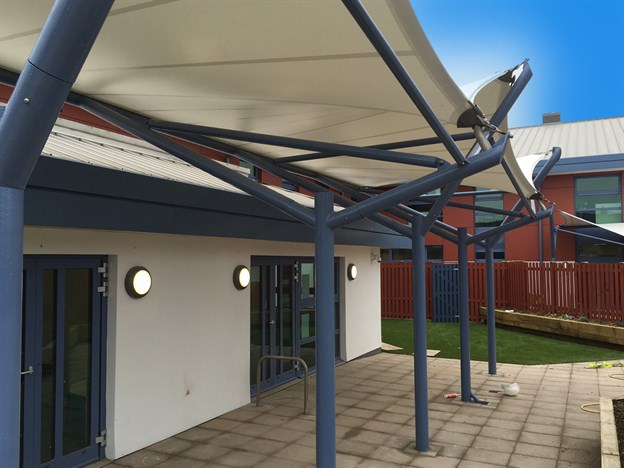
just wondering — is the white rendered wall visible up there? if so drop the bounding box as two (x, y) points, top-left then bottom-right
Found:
(23, 227), (381, 458)
(341, 248), (382, 361)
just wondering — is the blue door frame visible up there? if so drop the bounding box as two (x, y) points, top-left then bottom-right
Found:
(21, 256), (107, 468)
(250, 256), (340, 394)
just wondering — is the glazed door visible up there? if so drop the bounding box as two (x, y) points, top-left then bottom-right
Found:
(297, 262), (316, 370)
(250, 261), (297, 393)
(21, 257), (106, 468)
(296, 261), (341, 370)
(251, 257), (341, 393)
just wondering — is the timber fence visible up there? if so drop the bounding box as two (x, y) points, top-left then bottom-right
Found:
(381, 261), (624, 323)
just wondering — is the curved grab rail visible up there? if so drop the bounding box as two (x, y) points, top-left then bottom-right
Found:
(256, 355), (308, 414)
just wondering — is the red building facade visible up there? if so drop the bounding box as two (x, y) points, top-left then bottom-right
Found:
(397, 117), (624, 263)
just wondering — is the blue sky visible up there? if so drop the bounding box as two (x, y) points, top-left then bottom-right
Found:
(411, 1), (624, 128)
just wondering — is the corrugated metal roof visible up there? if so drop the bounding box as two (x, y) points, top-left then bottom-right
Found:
(38, 116), (624, 204)
(510, 116), (624, 158)
(40, 120), (318, 209)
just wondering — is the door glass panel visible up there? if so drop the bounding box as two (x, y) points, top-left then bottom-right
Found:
(63, 269), (92, 455)
(270, 265), (277, 354)
(273, 265), (280, 361)
(250, 266), (264, 386)
(41, 269), (57, 463)
(300, 306), (315, 341)
(300, 263), (314, 299)
(335, 333), (340, 360)
(299, 262), (316, 370)
(300, 341), (316, 369)
(335, 303), (341, 359)
(279, 266), (293, 374)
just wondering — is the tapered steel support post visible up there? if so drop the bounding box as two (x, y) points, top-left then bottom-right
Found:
(315, 192), (336, 468)
(485, 240), (497, 375)
(0, 1), (113, 463)
(457, 228), (472, 402)
(412, 217), (430, 451)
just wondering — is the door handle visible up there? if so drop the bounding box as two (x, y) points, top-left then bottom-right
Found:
(21, 366), (34, 376)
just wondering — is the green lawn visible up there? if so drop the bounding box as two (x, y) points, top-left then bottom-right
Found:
(382, 319), (624, 365)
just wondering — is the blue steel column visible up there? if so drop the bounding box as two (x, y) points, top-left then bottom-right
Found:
(457, 228), (472, 402)
(412, 217), (430, 451)
(0, 1), (114, 463)
(485, 240), (497, 375)
(315, 192), (336, 468)
(0, 187), (24, 465)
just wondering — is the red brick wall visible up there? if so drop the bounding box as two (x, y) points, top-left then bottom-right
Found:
(428, 172), (624, 262)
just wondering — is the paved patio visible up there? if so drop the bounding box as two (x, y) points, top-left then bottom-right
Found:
(90, 353), (623, 467)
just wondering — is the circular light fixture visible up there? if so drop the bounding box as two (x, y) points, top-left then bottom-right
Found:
(233, 265), (251, 290)
(125, 266), (152, 298)
(347, 263), (358, 281)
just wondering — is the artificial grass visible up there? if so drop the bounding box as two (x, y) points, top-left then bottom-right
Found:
(381, 319), (624, 365)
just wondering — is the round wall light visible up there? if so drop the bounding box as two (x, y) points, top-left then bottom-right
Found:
(233, 265), (251, 290)
(125, 266), (152, 298)
(347, 263), (358, 281)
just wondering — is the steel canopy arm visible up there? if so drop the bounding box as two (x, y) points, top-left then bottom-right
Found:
(555, 227), (624, 248)
(341, 0), (467, 167)
(328, 135), (509, 229)
(533, 147), (562, 190)
(164, 129), (419, 238)
(148, 120), (443, 169)
(73, 96), (316, 227)
(490, 60), (533, 129)
(275, 133), (475, 164)
(468, 206), (553, 245)
(410, 197), (525, 218)
(309, 168), (461, 243)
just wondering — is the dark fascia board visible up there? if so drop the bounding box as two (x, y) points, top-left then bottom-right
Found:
(25, 156), (410, 248)
(533, 153), (624, 176)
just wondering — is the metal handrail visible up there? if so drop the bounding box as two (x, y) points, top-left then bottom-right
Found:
(256, 355), (308, 414)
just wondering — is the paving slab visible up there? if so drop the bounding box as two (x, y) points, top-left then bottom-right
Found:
(88, 354), (622, 468)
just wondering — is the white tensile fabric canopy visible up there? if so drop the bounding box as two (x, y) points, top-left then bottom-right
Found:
(0, 0), (546, 196)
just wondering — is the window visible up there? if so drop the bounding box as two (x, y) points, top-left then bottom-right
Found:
(381, 249), (411, 261)
(574, 175), (622, 223)
(577, 241), (624, 262)
(410, 188), (443, 221)
(474, 189), (505, 261)
(380, 246), (443, 262)
(474, 235), (506, 261)
(239, 160), (258, 180)
(474, 190), (504, 228)
(427, 245), (443, 261)
(281, 179), (297, 191)
(575, 226), (624, 263)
